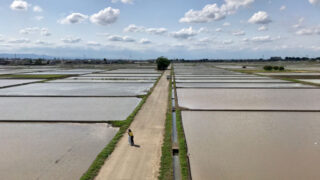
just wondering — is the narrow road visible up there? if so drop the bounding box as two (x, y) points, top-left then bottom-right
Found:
(95, 70), (169, 180)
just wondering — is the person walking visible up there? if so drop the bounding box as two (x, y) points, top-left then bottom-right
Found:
(128, 129), (134, 146)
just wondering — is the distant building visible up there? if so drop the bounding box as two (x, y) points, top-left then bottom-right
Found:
(270, 57), (282, 61)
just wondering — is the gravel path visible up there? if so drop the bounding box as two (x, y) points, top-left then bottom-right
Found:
(95, 70), (169, 180)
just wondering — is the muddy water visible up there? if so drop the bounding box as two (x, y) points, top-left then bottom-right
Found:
(298, 79), (320, 84)
(82, 73), (160, 77)
(175, 77), (270, 80)
(0, 123), (117, 180)
(0, 79), (41, 88)
(51, 79), (156, 83)
(177, 88), (320, 110)
(0, 82), (153, 96)
(182, 111), (320, 180)
(175, 79), (287, 83)
(0, 97), (140, 121)
(176, 82), (314, 88)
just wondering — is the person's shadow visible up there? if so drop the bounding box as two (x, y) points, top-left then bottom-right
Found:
(133, 144), (141, 148)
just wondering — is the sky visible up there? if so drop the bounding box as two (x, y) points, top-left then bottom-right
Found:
(0, 0), (320, 59)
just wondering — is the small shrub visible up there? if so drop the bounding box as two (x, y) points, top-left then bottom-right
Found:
(273, 66), (279, 70)
(263, 65), (273, 71)
(279, 66), (285, 71)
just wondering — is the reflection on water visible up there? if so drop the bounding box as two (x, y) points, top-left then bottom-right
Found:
(182, 111), (320, 180)
(0, 123), (117, 180)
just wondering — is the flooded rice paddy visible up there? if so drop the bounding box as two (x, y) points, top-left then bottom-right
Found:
(74, 76), (158, 80)
(298, 79), (320, 84)
(258, 72), (320, 76)
(0, 123), (118, 180)
(0, 65), (159, 179)
(50, 79), (156, 83)
(22, 69), (103, 75)
(175, 79), (287, 83)
(174, 63), (320, 180)
(82, 73), (160, 77)
(182, 111), (320, 180)
(0, 79), (41, 88)
(0, 82), (153, 96)
(177, 88), (320, 110)
(175, 76), (270, 80)
(0, 97), (141, 121)
(176, 82), (314, 88)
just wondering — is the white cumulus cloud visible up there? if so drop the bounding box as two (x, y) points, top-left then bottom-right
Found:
(223, 40), (233, 44)
(59, 13), (88, 24)
(35, 16), (44, 21)
(258, 25), (268, 31)
(223, 22), (231, 26)
(146, 28), (167, 35)
(33, 5), (43, 12)
(112, 0), (133, 4)
(19, 27), (51, 36)
(107, 35), (136, 42)
(35, 40), (52, 46)
(19, 27), (39, 34)
(61, 37), (82, 43)
(90, 7), (120, 25)
(123, 24), (167, 35)
(179, 0), (254, 23)
(293, 17), (304, 29)
(8, 38), (30, 44)
(0, 35), (5, 42)
(124, 24), (144, 32)
(251, 35), (272, 42)
(216, 28), (222, 32)
(233, 30), (245, 36)
(296, 27), (320, 35)
(250, 35), (280, 43)
(10, 0), (29, 11)
(40, 28), (51, 36)
(87, 41), (101, 46)
(140, 38), (151, 44)
(280, 5), (286, 11)
(309, 0), (320, 5)
(171, 27), (198, 39)
(248, 11), (272, 24)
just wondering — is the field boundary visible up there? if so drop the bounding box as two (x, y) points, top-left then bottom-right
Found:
(158, 69), (173, 180)
(0, 74), (77, 90)
(80, 72), (163, 180)
(172, 67), (192, 180)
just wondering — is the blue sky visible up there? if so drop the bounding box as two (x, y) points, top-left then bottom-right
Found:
(0, 0), (320, 59)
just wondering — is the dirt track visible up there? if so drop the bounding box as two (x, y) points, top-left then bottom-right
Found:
(95, 70), (169, 180)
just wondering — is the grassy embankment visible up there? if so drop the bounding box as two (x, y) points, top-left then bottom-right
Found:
(80, 72), (163, 180)
(158, 69), (173, 180)
(172, 67), (191, 180)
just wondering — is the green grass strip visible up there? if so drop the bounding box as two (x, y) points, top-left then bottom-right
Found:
(158, 70), (173, 180)
(80, 73), (163, 180)
(172, 66), (191, 180)
(175, 108), (190, 180)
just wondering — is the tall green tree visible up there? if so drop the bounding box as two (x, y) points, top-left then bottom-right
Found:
(156, 56), (170, 70)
